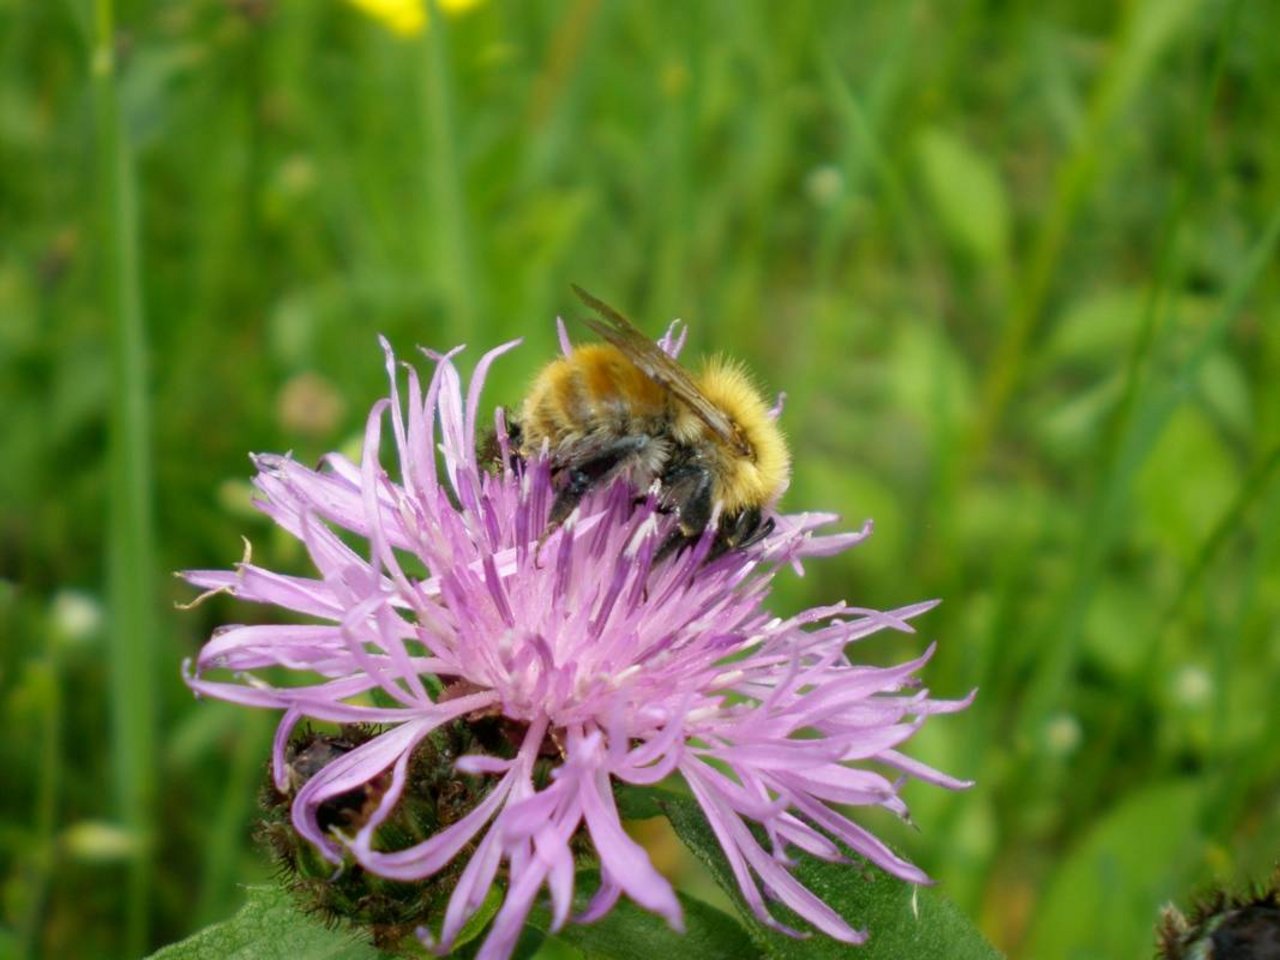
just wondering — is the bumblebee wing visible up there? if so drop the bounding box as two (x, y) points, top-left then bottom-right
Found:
(570, 285), (746, 452)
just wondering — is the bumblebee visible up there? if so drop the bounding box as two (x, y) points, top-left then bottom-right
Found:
(507, 285), (790, 558)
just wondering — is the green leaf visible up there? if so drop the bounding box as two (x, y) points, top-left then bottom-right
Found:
(614, 784), (667, 821)
(1135, 407), (1238, 562)
(146, 886), (388, 960)
(887, 319), (977, 429)
(452, 883), (506, 950)
(914, 127), (1011, 268)
(1023, 780), (1204, 960)
(1043, 289), (1147, 368)
(660, 793), (1002, 959)
(1196, 351), (1252, 439)
(527, 870), (759, 960)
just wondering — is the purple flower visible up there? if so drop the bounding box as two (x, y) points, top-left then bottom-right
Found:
(184, 327), (972, 959)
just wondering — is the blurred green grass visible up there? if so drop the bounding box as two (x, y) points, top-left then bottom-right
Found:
(3, 0), (1279, 957)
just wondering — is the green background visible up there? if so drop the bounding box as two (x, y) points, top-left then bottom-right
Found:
(3, 0), (1279, 957)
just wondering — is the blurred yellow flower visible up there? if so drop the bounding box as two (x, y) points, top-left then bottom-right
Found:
(345, 0), (482, 37)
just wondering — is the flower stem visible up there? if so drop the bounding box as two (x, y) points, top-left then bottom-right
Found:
(420, 0), (482, 343)
(93, 0), (157, 953)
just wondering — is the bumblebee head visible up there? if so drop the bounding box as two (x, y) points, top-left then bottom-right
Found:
(692, 358), (790, 512)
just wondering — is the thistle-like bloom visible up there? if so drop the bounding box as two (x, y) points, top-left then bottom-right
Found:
(184, 328), (971, 959)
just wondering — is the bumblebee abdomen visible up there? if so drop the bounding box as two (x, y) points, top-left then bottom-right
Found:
(520, 344), (670, 450)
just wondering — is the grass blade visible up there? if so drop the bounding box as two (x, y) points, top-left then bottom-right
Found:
(92, 0), (158, 952)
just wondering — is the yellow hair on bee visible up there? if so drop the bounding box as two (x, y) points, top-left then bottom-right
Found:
(692, 357), (790, 514)
(520, 343), (669, 451)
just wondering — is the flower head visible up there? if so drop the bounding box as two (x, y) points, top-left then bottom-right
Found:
(1157, 867), (1280, 960)
(184, 326), (971, 959)
(345, 0), (483, 37)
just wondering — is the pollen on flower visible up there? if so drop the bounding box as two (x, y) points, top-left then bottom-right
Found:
(181, 328), (972, 960)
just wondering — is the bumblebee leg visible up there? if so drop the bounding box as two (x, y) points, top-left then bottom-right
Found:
(548, 467), (598, 526)
(503, 417), (524, 469)
(546, 435), (652, 527)
(744, 514), (775, 547)
(654, 464), (714, 562)
(703, 507), (773, 562)
(478, 410), (525, 474)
